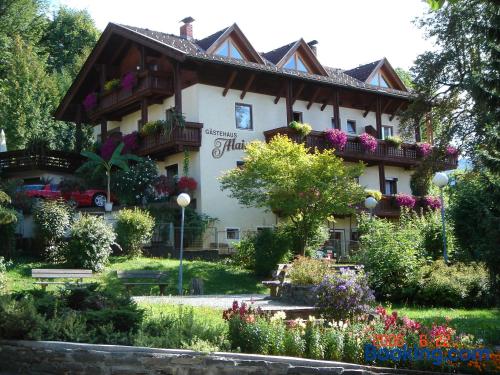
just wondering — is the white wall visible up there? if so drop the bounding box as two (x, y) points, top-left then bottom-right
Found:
(385, 166), (412, 194)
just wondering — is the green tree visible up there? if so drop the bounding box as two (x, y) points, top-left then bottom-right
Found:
(220, 135), (365, 255)
(395, 67), (414, 90)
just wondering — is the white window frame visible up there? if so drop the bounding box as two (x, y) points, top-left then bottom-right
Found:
(346, 120), (356, 134)
(382, 126), (394, 140)
(225, 227), (241, 241)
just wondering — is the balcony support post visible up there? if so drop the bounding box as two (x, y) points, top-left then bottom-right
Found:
(415, 123), (421, 142)
(174, 61), (182, 113)
(100, 119), (108, 142)
(141, 98), (148, 130)
(285, 80), (293, 125)
(378, 163), (386, 194)
(333, 89), (341, 130)
(376, 96), (382, 139)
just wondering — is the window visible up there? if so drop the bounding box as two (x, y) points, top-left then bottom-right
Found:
(226, 228), (240, 240)
(284, 53), (309, 72)
(236, 161), (245, 169)
(235, 103), (253, 130)
(165, 164), (178, 180)
(215, 39), (244, 60)
(382, 126), (393, 139)
(370, 72), (390, 88)
(385, 178), (398, 195)
(346, 120), (356, 134)
(293, 111), (303, 123)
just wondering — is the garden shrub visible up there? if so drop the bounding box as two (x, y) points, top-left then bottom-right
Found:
(112, 157), (158, 205)
(66, 215), (115, 271)
(33, 199), (72, 261)
(288, 256), (330, 285)
(0, 257), (6, 292)
(315, 267), (375, 321)
(418, 211), (456, 260)
(414, 260), (491, 307)
(355, 212), (424, 301)
(115, 208), (155, 257)
(231, 236), (255, 270)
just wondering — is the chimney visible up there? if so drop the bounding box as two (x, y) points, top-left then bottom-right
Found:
(180, 17), (195, 40)
(308, 40), (318, 56)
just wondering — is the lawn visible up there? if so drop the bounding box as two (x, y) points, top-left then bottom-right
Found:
(4, 256), (267, 295)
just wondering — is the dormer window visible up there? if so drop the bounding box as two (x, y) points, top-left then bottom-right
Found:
(370, 73), (389, 88)
(215, 39), (244, 60)
(284, 53), (309, 72)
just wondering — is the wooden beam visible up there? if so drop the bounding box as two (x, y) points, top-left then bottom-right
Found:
(274, 81), (287, 104)
(378, 163), (386, 194)
(389, 102), (404, 121)
(75, 106), (83, 153)
(415, 123), (421, 143)
(222, 71), (238, 97)
(333, 89), (340, 129)
(285, 81), (293, 125)
(307, 88), (321, 110)
(141, 98), (148, 129)
(376, 96), (382, 139)
(140, 45), (146, 71)
(291, 83), (305, 105)
(109, 38), (129, 65)
(382, 99), (392, 114)
(240, 74), (255, 100)
(98, 64), (107, 91)
(174, 61), (182, 112)
(363, 106), (371, 118)
(100, 119), (108, 142)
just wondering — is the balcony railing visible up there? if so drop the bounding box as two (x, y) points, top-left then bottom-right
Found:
(136, 122), (203, 159)
(89, 70), (174, 121)
(0, 150), (85, 175)
(264, 127), (458, 169)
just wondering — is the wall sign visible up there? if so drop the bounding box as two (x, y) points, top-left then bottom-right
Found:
(205, 128), (247, 159)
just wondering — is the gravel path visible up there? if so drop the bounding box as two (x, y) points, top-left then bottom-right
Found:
(132, 294), (315, 311)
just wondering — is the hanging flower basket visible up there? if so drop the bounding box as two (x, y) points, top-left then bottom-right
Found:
(358, 133), (377, 153)
(422, 195), (441, 210)
(395, 193), (416, 208)
(121, 72), (137, 91)
(83, 92), (98, 112)
(325, 129), (347, 151)
(177, 176), (197, 192)
(416, 142), (432, 157)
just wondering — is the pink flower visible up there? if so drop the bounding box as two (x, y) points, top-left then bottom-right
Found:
(325, 129), (348, 151)
(178, 176), (197, 191)
(395, 193), (416, 208)
(422, 195), (441, 210)
(402, 317), (421, 332)
(446, 146), (458, 156)
(83, 93), (97, 112)
(359, 133), (378, 153)
(417, 142), (432, 157)
(376, 306), (386, 317)
(121, 72), (137, 90)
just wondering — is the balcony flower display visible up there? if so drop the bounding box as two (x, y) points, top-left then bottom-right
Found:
(325, 129), (347, 151)
(416, 142), (432, 157)
(385, 135), (403, 149)
(83, 92), (97, 112)
(446, 145), (458, 156)
(153, 175), (176, 198)
(122, 132), (139, 154)
(395, 193), (416, 208)
(288, 121), (312, 138)
(422, 195), (441, 210)
(177, 176), (197, 192)
(121, 72), (137, 91)
(100, 132), (139, 160)
(358, 132), (377, 152)
(103, 78), (121, 93)
(365, 189), (382, 201)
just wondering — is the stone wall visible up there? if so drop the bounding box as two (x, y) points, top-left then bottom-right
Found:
(0, 340), (451, 375)
(280, 284), (317, 305)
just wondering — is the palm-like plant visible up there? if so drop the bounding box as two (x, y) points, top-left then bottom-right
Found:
(80, 143), (141, 205)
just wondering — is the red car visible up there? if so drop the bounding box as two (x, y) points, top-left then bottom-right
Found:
(23, 184), (115, 208)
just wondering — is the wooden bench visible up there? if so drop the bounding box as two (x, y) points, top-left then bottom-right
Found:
(32, 269), (93, 290)
(117, 270), (168, 296)
(262, 263), (291, 298)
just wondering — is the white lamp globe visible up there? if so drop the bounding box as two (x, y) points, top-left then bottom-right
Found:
(432, 172), (449, 188)
(364, 196), (378, 210)
(177, 193), (191, 208)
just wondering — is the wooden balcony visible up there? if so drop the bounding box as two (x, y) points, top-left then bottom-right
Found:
(264, 127), (458, 169)
(88, 70), (174, 121)
(136, 122), (203, 159)
(0, 150), (84, 176)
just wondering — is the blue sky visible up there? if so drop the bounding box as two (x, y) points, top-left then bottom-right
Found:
(49, 0), (435, 71)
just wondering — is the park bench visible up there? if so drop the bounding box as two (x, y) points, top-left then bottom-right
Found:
(32, 269), (93, 290)
(117, 270), (168, 295)
(262, 263), (292, 298)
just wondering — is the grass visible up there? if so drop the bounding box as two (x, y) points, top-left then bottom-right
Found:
(4, 256), (267, 295)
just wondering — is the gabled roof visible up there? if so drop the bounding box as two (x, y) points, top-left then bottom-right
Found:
(262, 41), (296, 64)
(344, 57), (407, 91)
(196, 27), (228, 51)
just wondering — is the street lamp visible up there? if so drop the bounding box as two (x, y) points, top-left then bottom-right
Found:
(177, 193), (191, 295)
(432, 172), (449, 263)
(364, 196), (378, 220)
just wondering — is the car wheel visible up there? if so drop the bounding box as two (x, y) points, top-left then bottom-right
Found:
(93, 193), (107, 207)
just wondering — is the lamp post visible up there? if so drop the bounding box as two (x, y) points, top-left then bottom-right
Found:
(432, 172), (449, 263)
(177, 193), (191, 295)
(364, 196), (378, 220)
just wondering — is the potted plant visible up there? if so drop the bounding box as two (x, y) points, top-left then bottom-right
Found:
(288, 121), (312, 138)
(416, 142), (432, 157)
(358, 132), (378, 152)
(325, 129), (347, 150)
(80, 143), (141, 212)
(385, 135), (403, 149)
(103, 79), (121, 93)
(121, 72), (137, 91)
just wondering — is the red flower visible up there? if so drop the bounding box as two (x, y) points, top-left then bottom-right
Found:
(178, 176), (197, 191)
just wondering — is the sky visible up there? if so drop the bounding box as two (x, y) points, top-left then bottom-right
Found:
(50, 0), (434, 71)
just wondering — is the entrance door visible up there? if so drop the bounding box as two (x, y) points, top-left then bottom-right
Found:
(332, 229), (346, 258)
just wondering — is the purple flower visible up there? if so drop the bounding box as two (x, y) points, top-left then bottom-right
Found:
(83, 93), (97, 112)
(395, 193), (416, 208)
(446, 146), (458, 156)
(416, 142), (432, 157)
(122, 132), (139, 153)
(358, 133), (377, 153)
(325, 129), (348, 151)
(121, 72), (137, 91)
(422, 195), (441, 210)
